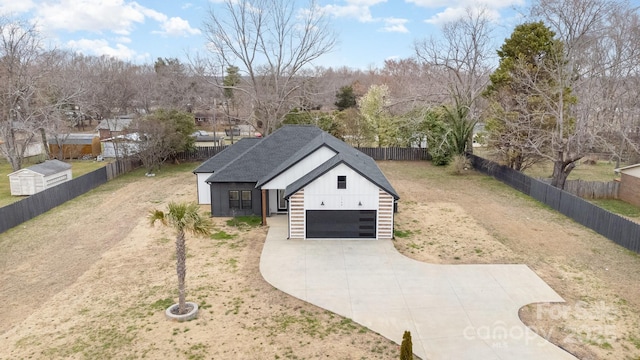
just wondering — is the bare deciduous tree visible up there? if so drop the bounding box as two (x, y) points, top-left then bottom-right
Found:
(0, 20), (83, 170)
(201, 0), (336, 134)
(415, 7), (494, 110)
(415, 7), (495, 153)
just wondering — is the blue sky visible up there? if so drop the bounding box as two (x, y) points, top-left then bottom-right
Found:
(0, 0), (532, 69)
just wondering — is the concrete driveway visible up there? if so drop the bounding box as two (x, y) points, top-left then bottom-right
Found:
(260, 216), (577, 359)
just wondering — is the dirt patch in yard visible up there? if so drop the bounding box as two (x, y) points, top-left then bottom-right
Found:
(383, 161), (640, 360)
(0, 166), (399, 359)
(0, 161), (639, 359)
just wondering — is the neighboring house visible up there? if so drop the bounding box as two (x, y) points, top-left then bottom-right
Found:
(8, 160), (72, 196)
(194, 125), (399, 239)
(0, 138), (43, 158)
(48, 134), (101, 159)
(101, 133), (141, 158)
(193, 111), (213, 124)
(192, 131), (225, 147)
(96, 116), (135, 140)
(615, 164), (640, 207)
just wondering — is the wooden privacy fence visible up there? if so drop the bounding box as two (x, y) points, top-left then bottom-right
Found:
(468, 154), (640, 253)
(174, 146), (228, 162)
(538, 179), (619, 199)
(0, 158), (140, 234)
(356, 147), (429, 161)
(175, 146), (430, 162)
(1, 144), (424, 233)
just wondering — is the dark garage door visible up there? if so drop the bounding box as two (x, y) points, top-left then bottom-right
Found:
(306, 210), (376, 238)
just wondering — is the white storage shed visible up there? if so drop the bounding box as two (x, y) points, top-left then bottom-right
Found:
(8, 160), (73, 196)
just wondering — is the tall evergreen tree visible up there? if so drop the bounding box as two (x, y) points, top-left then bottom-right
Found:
(334, 85), (357, 110)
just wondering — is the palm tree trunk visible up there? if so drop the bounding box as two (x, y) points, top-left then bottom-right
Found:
(176, 229), (187, 314)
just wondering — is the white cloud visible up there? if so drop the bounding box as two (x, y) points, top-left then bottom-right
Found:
(407, 0), (523, 25)
(381, 17), (409, 33)
(32, 0), (172, 35)
(424, 6), (501, 25)
(322, 0), (388, 23)
(67, 38), (137, 60)
(0, 0), (35, 14)
(154, 17), (201, 37)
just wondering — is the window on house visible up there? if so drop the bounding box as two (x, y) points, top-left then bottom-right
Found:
(229, 190), (252, 209)
(241, 190), (252, 209)
(337, 175), (347, 189)
(229, 190), (240, 209)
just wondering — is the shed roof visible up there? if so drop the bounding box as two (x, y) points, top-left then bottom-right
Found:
(48, 134), (97, 145)
(9, 160), (72, 177)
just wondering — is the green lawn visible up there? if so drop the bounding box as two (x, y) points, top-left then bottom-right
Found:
(0, 159), (109, 208)
(523, 160), (619, 182)
(591, 198), (640, 219)
(472, 148), (621, 182)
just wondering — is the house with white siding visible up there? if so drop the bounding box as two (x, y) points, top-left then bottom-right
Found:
(193, 125), (399, 239)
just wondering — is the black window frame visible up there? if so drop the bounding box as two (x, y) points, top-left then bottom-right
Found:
(241, 190), (252, 209)
(229, 190), (252, 209)
(229, 190), (240, 209)
(337, 175), (347, 189)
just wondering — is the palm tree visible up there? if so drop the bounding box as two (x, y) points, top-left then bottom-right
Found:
(149, 202), (210, 315)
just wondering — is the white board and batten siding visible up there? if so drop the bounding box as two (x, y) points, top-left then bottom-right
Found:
(261, 147), (336, 191)
(261, 146), (337, 214)
(196, 173), (212, 204)
(289, 163), (394, 239)
(304, 163), (380, 211)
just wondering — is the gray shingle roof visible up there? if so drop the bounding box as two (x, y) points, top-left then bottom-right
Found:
(25, 160), (72, 176)
(198, 125), (399, 200)
(205, 125), (324, 183)
(193, 137), (260, 173)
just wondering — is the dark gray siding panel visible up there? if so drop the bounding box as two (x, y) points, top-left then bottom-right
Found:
(210, 182), (261, 217)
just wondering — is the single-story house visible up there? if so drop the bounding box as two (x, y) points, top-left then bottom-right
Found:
(615, 164), (640, 207)
(101, 133), (142, 158)
(194, 125), (399, 239)
(8, 160), (72, 196)
(96, 116), (135, 140)
(48, 134), (101, 159)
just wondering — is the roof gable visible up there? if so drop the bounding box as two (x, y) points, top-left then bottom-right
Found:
(196, 125), (398, 200)
(284, 153), (399, 200)
(205, 125), (324, 183)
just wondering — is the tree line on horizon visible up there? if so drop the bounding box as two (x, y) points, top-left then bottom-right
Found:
(1, 0), (639, 190)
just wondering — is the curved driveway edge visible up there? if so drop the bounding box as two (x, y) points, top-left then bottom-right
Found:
(260, 216), (578, 360)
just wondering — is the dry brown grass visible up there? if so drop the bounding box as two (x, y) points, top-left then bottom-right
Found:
(1, 161), (639, 359)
